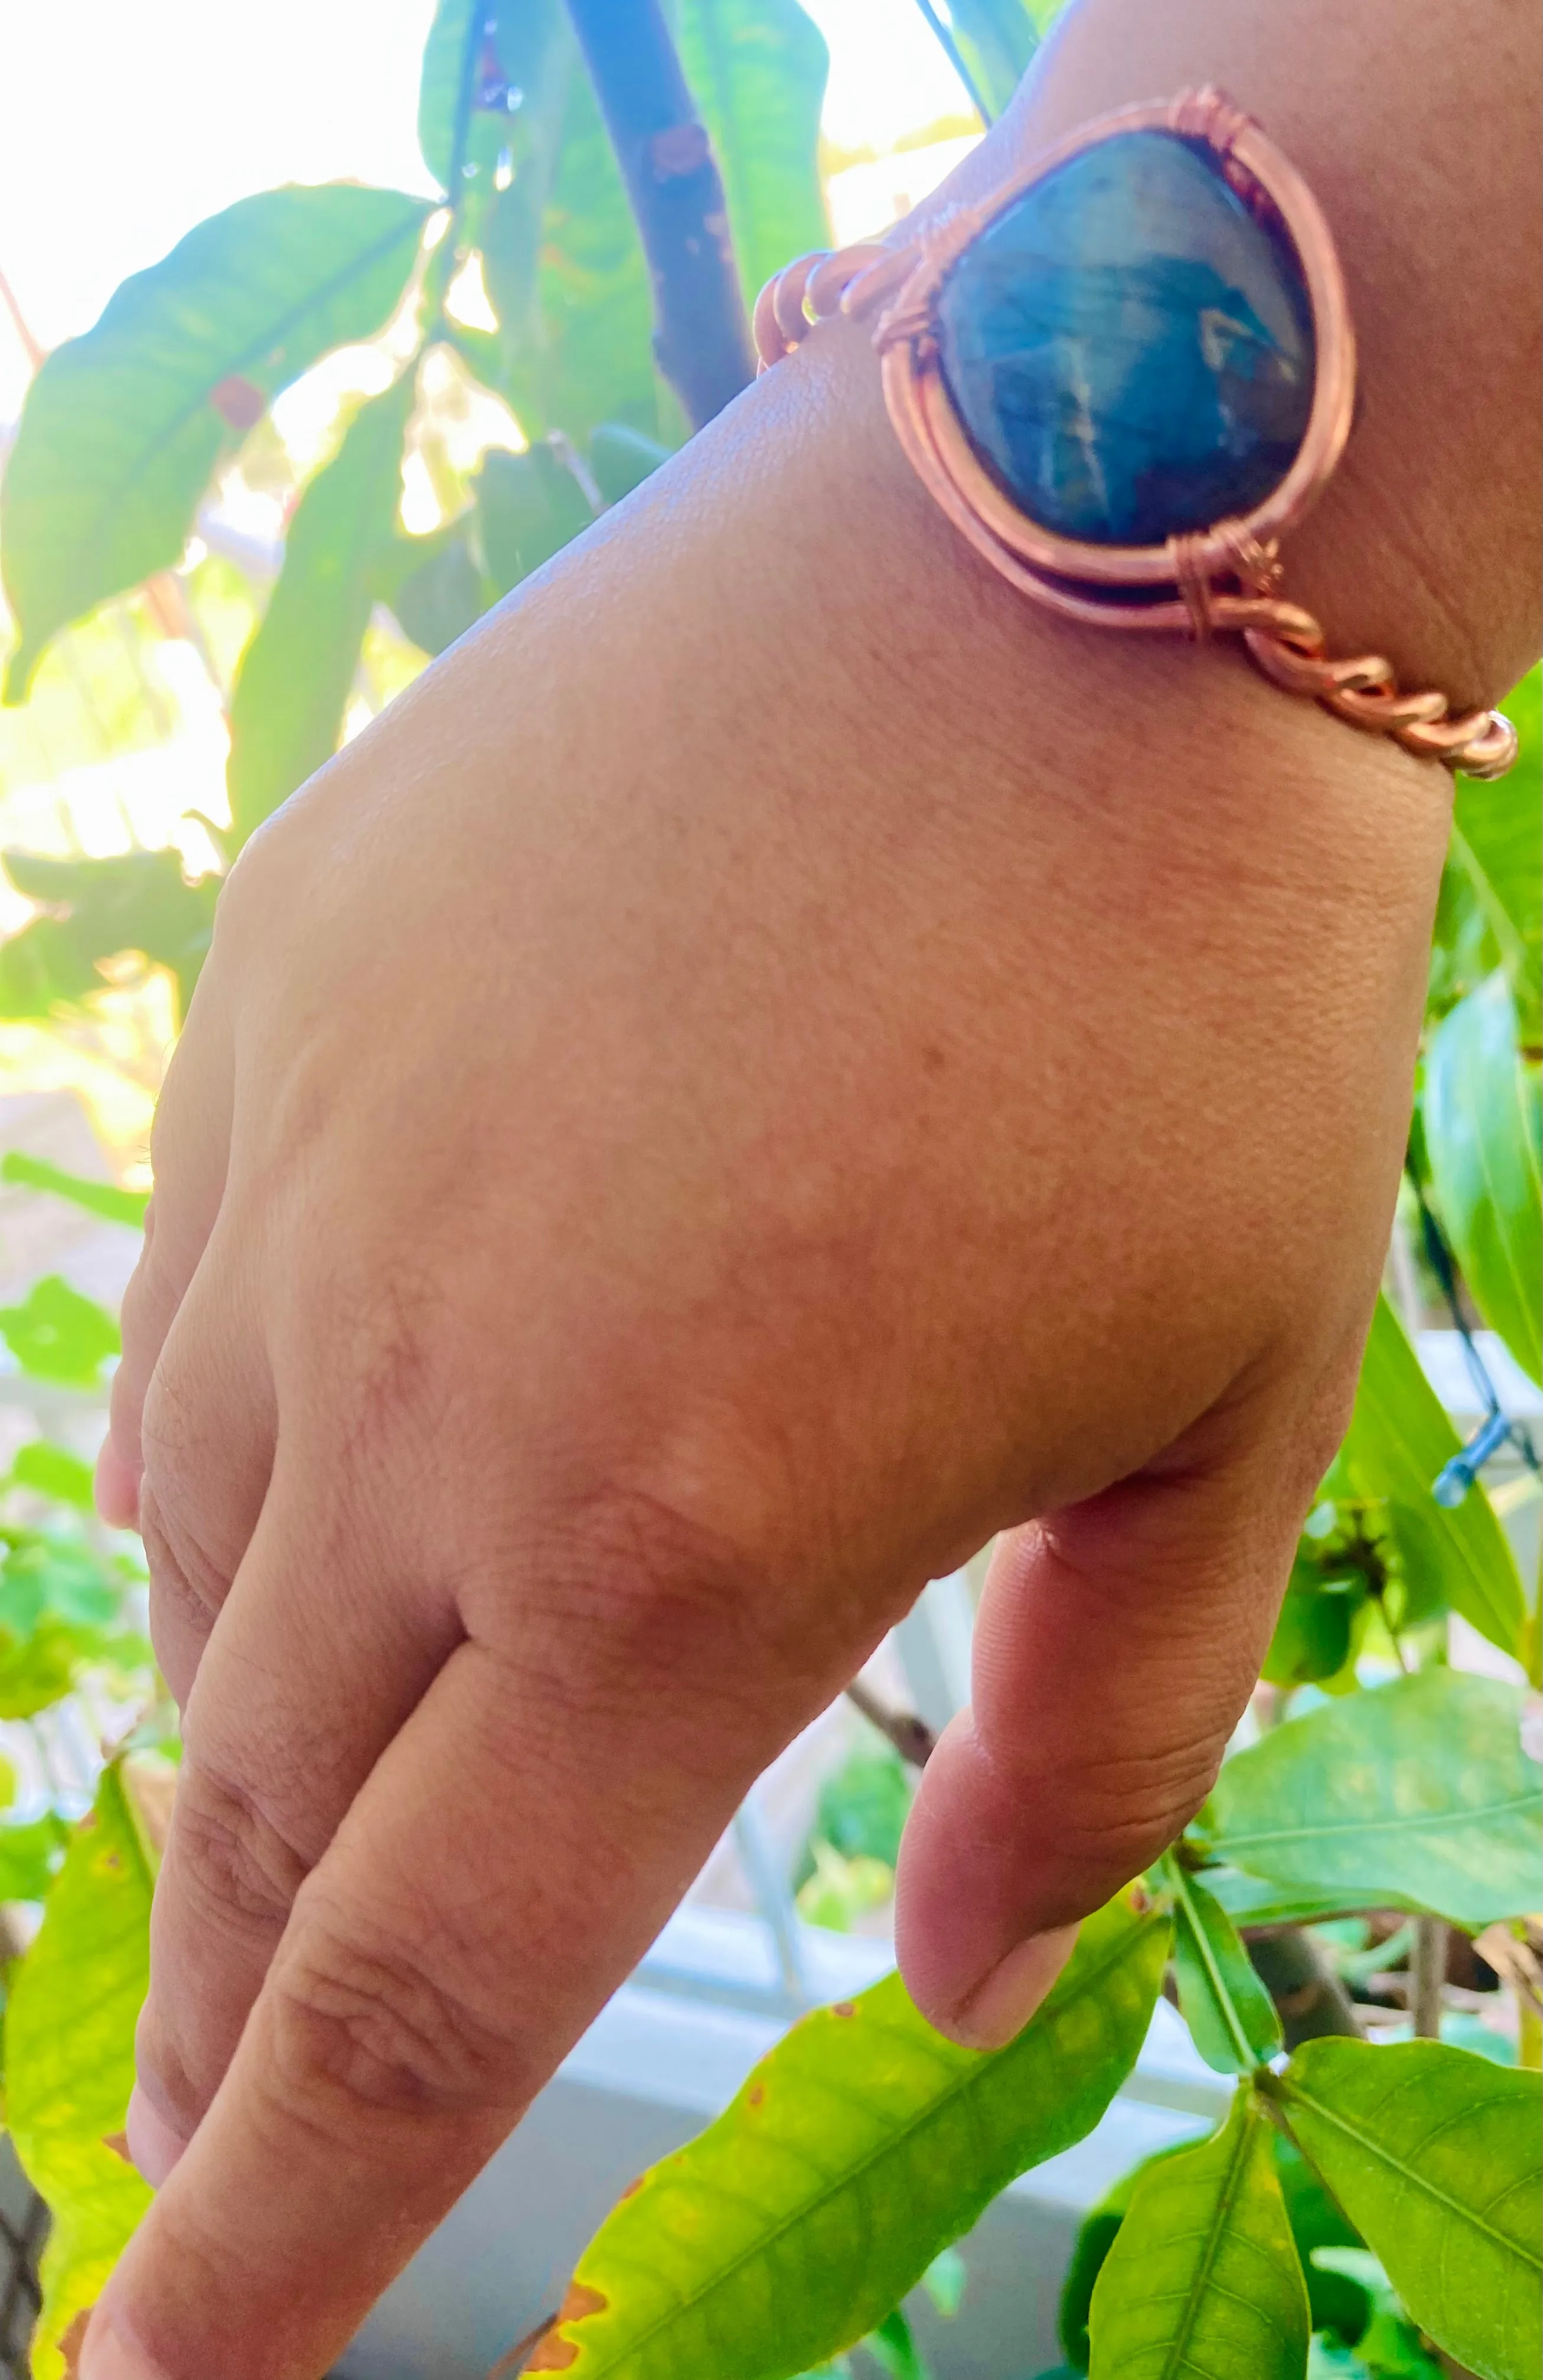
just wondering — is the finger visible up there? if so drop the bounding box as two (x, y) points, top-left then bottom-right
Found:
(131, 1462), (460, 2167)
(81, 1533), (814, 2380)
(100, 997), (234, 1524)
(893, 1361), (1353, 2049)
(136, 1234), (275, 1707)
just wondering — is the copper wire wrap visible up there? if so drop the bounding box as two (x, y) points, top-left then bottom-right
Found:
(753, 132), (1518, 784)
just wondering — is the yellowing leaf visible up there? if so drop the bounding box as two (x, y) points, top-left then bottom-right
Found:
(531, 1895), (1167, 2380)
(5, 1767), (154, 2376)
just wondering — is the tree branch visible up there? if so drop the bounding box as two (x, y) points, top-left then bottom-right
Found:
(844, 1677), (937, 1769)
(561, 0), (756, 431)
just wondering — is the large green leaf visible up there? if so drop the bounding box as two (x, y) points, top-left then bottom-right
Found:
(1449, 666), (1541, 1041)
(0, 846), (217, 1021)
(226, 370), (416, 846)
(1273, 2040), (1542, 2380)
(1423, 974), (1541, 1384)
(1201, 1669), (1541, 1930)
(677, 0), (830, 305)
(944, 1), (1040, 119)
(1162, 1857), (1281, 2075)
(1088, 2086), (1309, 2380)
(1339, 1295), (1525, 1658)
(2, 185), (430, 697)
(532, 1894), (1167, 2380)
(4, 1767), (155, 2377)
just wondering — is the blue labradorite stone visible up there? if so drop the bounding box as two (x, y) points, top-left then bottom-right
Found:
(935, 131), (1314, 546)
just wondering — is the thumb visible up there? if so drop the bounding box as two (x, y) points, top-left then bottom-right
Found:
(893, 1386), (1341, 2048)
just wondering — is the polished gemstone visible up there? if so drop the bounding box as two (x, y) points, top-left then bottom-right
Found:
(935, 130), (1314, 547)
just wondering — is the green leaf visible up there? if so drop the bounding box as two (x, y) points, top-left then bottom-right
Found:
(1202, 1669), (1542, 1931)
(1088, 2085), (1310, 2380)
(418, 0), (487, 194)
(943, 1), (1039, 119)
(226, 370), (416, 846)
(7, 1440), (98, 1511)
(1274, 2040), (1542, 2380)
(1423, 974), (1541, 1384)
(535, 1893), (1168, 2380)
(0, 1812), (68, 1901)
(2, 185), (430, 696)
(483, 17), (668, 442)
(589, 424), (673, 506)
(0, 1274), (119, 1387)
(919, 2244), (966, 2320)
(0, 1151), (149, 1228)
(1450, 666), (1541, 1041)
(474, 442), (593, 596)
(1059, 2131), (1366, 2374)
(1056, 2140), (1197, 2372)
(1162, 1856), (1282, 2075)
(4, 1767), (154, 2376)
(865, 2309), (929, 2380)
(1339, 1295), (1525, 1658)
(0, 1525), (148, 1717)
(1263, 1556), (1367, 1689)
(1199, 1870), (1423, 1929)
(383, 520), (490, 656)
(1274, 2139), (1371, 2348)
(678, 0), (830, 305)
(0, 847), (217, 1021)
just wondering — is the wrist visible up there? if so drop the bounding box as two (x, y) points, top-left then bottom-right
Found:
(943, 0), (1542, 712)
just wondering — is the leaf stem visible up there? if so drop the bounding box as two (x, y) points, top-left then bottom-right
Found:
(561, 0), (756, 429)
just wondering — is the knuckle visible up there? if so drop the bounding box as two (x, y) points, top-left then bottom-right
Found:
(265, 1894), (529, 2131)
(488, 1484), (778, 1707)
(138, 1472), (230, 1652)
(171, 1759), (309, 1934)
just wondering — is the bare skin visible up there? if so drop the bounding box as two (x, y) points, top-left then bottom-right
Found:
(83, 1), (1539, 2373)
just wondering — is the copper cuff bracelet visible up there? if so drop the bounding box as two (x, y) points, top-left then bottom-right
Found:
(753, 87), (1518, 781)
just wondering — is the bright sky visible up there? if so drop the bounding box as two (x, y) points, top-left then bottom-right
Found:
(0, 0), (970, 417)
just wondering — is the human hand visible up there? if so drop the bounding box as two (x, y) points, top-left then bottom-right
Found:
(84, 0), (1537, 2371)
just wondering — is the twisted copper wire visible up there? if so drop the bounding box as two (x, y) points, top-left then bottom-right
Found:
(753, 242), (1517, 779)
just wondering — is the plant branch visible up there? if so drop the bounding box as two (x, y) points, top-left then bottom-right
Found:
(844, 1677), (937, 1769)
(1244, 1925), (1362, 2049)
(561, 0), (756, 429)
(1411, 1916), (1447, 2039)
